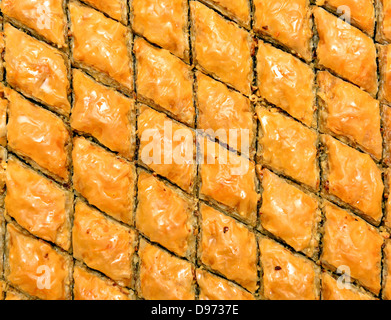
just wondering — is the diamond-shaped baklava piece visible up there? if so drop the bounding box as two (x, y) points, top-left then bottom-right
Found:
(199, 138), (259, 225)
(137, 105), (196, 193)
(254, 0), (313, 61)
(69, 1), (133, 94)
(257, 41), (316, 127)
(316, 0), (375, 36)
(73, 264), (133, 300)
(132, 0), (190, 60)
(82, 0), (128, 23)
(5, 157), (72, 251)
(314, 7), (377, 95)
(138, 239), (195, 300)
(379, 45), (391, 105)
(72, 137), (135, 224)
(191, 1), (253, 96)
(199, 204), (258, 293)
(134, 38), (194, 127)
(259, 237), (320, 300)
(5, 223), (72, 300)
(136, 171), (195, 258)
(257, 107), (319, 191)
(71, 69), (135, 160)
(197, 269), (255, 300)
(196, 72), (255, 155)
(317, 71), (382, 160)
(7, 89), (71, 183)
(321, 135), (384, 225)
(258, 167), (320, 258)
(4, 24), (70, 116)
(199, 0), (251, 28)
(377, 0), (391, 43)
(72, 200), (137, 288)
(321, 203), (383, 295)
(321, 272), (375, 300)
(1, 0), (67, 47)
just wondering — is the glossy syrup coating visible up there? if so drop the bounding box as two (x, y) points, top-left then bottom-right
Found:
(200, 0), (251, 28)
(322, 135), (384, 224)
(4, 24), (70, 116)
(316, 0), (375, 36)
(196, 72), (255, 155)
(257, 41), (316, 127)
(199, 204), (258, 293)
(321, 203), (383, 295)
(321, 272), (375, 300)
(191, 1), (253, 96)
(71, 69), (135, 160)
(132, 0), (190, 60)
(314, 7), (377, 95)
(72, 137), (135, 224)
(5, 157), (72, 251)
(6, 223), (71, 300)
(69, 1), (133, 92)
(134, 38), (195, 126)
(257, 107), (319, 190)
(317, 71), (382, 160)
(253, 0), (313, 61)
(199, 138), (259, 225)
(136, 171), (195, 258)
(259, 237), (319, 300)
(138, 240), (195, 300)
(378, 0), (391, 43)
(73, 265), (131, 300)
(137, 105), (196, 193)
(196, 269), (255, 300)
(259, 168), (319, 257)
(81, 0), (127, 23)
(6, 89), (71, 183)
(1, 0), (67, 47)
(72, 200), (136, 288)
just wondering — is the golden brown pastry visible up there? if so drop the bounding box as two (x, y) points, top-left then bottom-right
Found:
(321, 135), (384, 224)
(137, 105), (196, 193)
(383, 105), (391, 167)
(5, 157), (72, 251)
(199, 138), (259, 225)
(321, 203), (383, 295)
(382, 241), (391, 300)
(257, 107), (319, 190)
(253, 0), (313, 61)
(73, 265), (132, 300)
(316, 0), (375, 36)
(1, 0), (67, 47)
(134, 38), (194, 126)
(5, 223), (72, 300)
(257, 41), (316, 127)
(6, 89), (71, 183)
(132, 0), (190, 60)
(71, 69), (135, 160)
(196, 72), (255, 155)
(82, 0), (128, 23)
(379, 44), (391, 105)
(191, 1), (252, 96)
(321, 272), (375, 300)
(197, 269), (255, 300)
(72, 137), (135, 224)
(136, 171), (195, 258)
(69, 1), (133, 93)
(259, 237), (320, 300)
(138, 240), (195, 300)
(72, 200), (136, 288)
(259, 167), (319, 257)
(314, 7), (377, 95)
(317, 71), (382, 160)
(377, 0), (391, 43)
(4, 23), (70, 116)
(199, 204), (258, 292)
